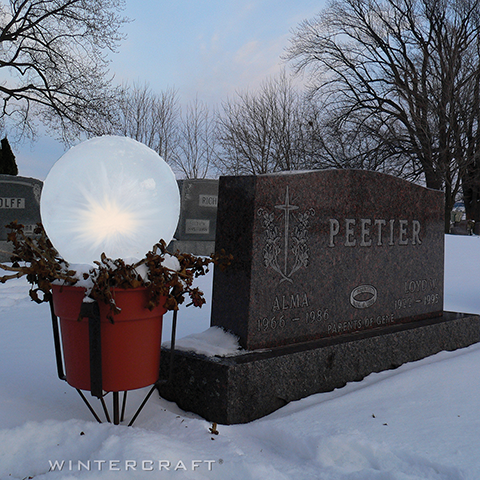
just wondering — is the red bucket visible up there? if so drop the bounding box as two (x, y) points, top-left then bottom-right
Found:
(51, 284), (166, 392)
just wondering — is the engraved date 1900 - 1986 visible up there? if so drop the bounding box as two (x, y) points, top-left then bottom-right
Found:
(257, 292), (329, 332)
(257, 309), (330, 332)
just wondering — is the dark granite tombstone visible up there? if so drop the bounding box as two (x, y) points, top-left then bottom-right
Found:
(211, 170), (444, 349)
(175, 179), (218, 242)
(159, 170), (480, 424)
(169, 179), (218, 255)
(0, 175), (43, 260)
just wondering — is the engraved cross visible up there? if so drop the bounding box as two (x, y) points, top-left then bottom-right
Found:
(275, 186), (299, 277)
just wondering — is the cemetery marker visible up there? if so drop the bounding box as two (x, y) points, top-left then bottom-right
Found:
(211, 169), (444, 349)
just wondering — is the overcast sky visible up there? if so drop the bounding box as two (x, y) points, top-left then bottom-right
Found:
(16, 0), (325, 180)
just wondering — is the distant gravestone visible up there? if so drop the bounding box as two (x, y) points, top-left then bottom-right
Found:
(169, 179), (218, 255)
(0, 175), (43, 247)
(211, 170), (444, 350)
(175, 179), (218, 241)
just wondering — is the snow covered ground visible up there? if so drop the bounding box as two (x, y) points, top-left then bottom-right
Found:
(1, 234), (480, 479)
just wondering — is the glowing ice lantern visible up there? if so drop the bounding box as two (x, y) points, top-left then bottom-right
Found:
(40, 136), (180, 265)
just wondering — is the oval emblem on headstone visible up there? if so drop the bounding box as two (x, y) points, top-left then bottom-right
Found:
(350, 285), (377, 309)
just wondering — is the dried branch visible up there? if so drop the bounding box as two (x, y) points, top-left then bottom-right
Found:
(0, 222), (232, 319)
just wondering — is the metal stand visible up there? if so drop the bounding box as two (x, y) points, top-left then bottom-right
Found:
(49, 295), (177, 426)
(73, 385), (157, 426)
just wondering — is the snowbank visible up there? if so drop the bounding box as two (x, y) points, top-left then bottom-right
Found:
(0, 234), (479, 479)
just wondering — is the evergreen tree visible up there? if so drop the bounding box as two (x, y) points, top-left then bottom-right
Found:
(0, 138), (18, 176)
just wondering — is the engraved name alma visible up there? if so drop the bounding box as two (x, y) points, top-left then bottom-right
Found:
(272, 293), (309, 311)
(329, 218), (422, 247)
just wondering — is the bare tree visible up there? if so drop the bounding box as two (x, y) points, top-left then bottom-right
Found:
(170, 97), (217, 178)
(315, 110), (415, 175)
(288, 0), (480, 231)
(114, 82), (179, 161)
(112, 86), (217, 178)
(0, 0), (127, 143)
(216, 71), (319, 175)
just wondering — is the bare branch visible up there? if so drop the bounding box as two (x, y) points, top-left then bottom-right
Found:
(287, 0), (480, 231)
(0, 0), (128, 143)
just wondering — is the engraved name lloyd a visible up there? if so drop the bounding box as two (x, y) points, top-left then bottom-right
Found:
(256, 186), (325, 333)
(395, 277), (441, 310)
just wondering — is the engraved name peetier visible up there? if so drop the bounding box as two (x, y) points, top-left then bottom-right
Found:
(329, 218), (422, 247)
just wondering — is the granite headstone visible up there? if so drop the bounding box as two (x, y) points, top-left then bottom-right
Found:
(0, 175), (43, 261)
(174, 179), (218, 242)
(169, 179), (218, 255)
(0, 175), (42, 239)
(210, 170), (444, 350)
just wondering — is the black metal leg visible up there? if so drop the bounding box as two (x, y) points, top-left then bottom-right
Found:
(49, 297), (66, 381)
(81, 302), (103, 399)
(128, 385), (157, 427)
(100, 396), (111, 423)
(75, 387), (158, 426)
(113, 392), (120, 425)
(168, 309), (178, 383)
(121, 391), (128, 422)
(76, 389), (102, 423)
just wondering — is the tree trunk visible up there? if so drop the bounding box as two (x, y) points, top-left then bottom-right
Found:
(422, 163), (452, 233)
(444, 188), (455, 234)
(463, 168), (480, 229)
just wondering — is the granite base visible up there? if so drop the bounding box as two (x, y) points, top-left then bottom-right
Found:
(158, 312), (480, 424)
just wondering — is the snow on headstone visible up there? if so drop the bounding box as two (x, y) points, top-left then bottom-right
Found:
(40, 136), (180, 265)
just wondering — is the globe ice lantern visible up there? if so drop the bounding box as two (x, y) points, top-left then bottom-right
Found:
(40, 136), (180, 266)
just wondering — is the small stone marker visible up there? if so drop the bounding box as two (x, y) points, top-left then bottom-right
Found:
(211, 169), (444, 350)
(0, 174), (43, 241)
